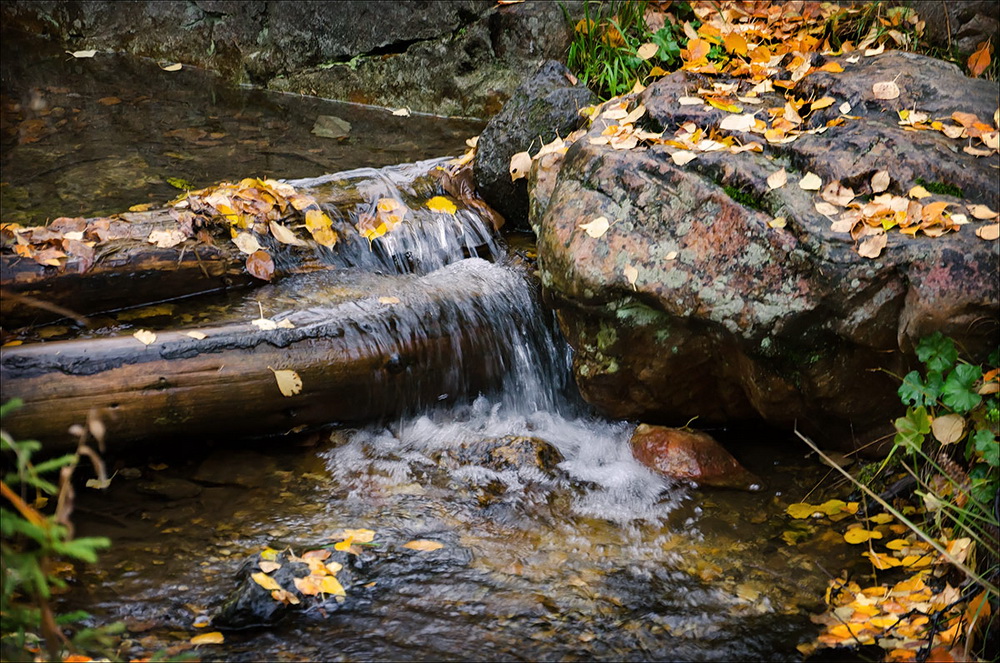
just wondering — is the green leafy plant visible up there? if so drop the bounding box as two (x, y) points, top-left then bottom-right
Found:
(1, 399), (123, 662)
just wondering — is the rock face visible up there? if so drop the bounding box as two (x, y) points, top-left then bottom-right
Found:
(1, 0), (583, 118)
(920, 1), (999, 55)
(473, 60), (596, 229)
(527, 50), (999, 449)
(630, 424), (761, 490)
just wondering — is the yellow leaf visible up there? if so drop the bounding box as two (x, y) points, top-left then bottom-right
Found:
(707, 98), (742, 113)
(403, 539), (445, 551)
(768, 217), (787, 229)
(786, 502), (821, 519)
(129, 202), (155, 212)
(844, 528), (883, 544)
(885, 539), (911, 550)
(269, 221), (308, 246)
(294, 575), (322, 596)
(649, 66), (668, 77)
(184, 330), (207, 340)
(271, 588), (301, 605)
(268, 367), (302, 397)
(908, 185), (931, 199)
(579, 216), (610, 238)
(509, 151), (532, 181)
(868, 513), (894, 524)
(311, 226), (338, 248)
(799, 172), (822, 190)
(305, 208), (332, 231)
(133, 329), (157, 346)
(931, 413), (965, 444)
(723, 31), (748, 56)
(863, 551), (902, 569)
(233, 232), (262, 255)
(251, 572), (282, 591)
(333, 536), (355, 552)
(190, 631), (224, 645)
(260, 547), (280, 561)
(811, 96), (836, 110)
(767, 168), (787, 190)
(817, 61), (844, 73)
(318, 574), (346, 596)
(637, 42), (658, 60)
(426, 196), (457, 214)
(161, 62), (183, 72)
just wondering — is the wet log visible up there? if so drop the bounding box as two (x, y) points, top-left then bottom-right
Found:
(0, 260), (516, 452)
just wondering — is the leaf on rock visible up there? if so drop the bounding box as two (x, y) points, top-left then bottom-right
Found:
(719, 113), (757, 132)
(185, 331), (207, 340)
(190, 631), (224, 645)
(707, 98), (742, 113)
(768, 217), (787, 229)
(161, 63), (183, 72)
(839, 102), (852, 114)
(391, 107), (411, 117)
(68, 49), (98, 58)
(811, 96), (836, 110)
(133, 329), (157, 346)
(403, 539), (445, 551)
(931, 414), (965, 444)
(815, 201), (839, 216)
(378, 296), (401, 304)
(269, 368), (303, 397)
(857, 232), (887, 258)
(147, 228), (187, 248)
(509, 151), (532, 181)
(334, 528), (375, 543)
(976, 223), (999, 240)
(799, 172), (822, 190)
(624, 264), (638, 290)
(251, 572), (282, 591)
(677, 96), (705, 106)
(271, 589), (300, 605)
(269, 221), (308, 246)
(871, 170), (891, 193)
(426, 196), (457, 214)
(908, 185), (931, 199)
(968, 204), (998, 219)
(872, 81), (900, 100)
(671, 150), (697, 165)
(579, 216), (610, 238)
(233, 232), (262, 255)
(767, 168), (787, 190)
(246, 249), (275, 281)
(259, 561), (282, 573)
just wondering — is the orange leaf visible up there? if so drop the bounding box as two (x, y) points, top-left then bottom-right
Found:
(246, 249), (274, 281)
(190, 631), (224, 645)
(967, 41), (992, 78)
(723, 32), (747, 56)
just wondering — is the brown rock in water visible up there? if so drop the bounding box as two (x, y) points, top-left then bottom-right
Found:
(630, 424), (762, 491)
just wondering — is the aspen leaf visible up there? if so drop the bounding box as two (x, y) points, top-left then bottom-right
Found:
(246, 250), (275, 281)
(677, 96), (705, 106)
(302, 549), (331, 562)
(968, 204), (998, 219)
(967, 41), (992, 78)
(311, 226), (338, 248)
(269, 221), (308, 246)
(798, 172), (822, 190)
(509, 151), (532, 181)
(233, 232), (262, 254)
(871, 170), (890, 193)
(817, 61), (844, 73)
(185, 331), (207, 340)
(857, 232), (887, 258)
(707, 98), (742, 113)
(844, 528), (882, 544)
(318, 574), (346, 596)
(147, 228), (186, 248)
(426, 196), (457, 214)
(294, 575), (322, 596)
(637, 42), (658, 60)
(269, 367), (302, 397)
(403, 539), (445, 551)
(908, 185), (931, 199)
(671, 150), (697, 166)
(251, 572), (282, 591)
(811, 96), (836, 110)
(190, 632), (224, 645)
(271, 589), (300, 605)
(872, 81), (900, 100)
(766, 168), (787, 189)
(258, 561), (282, 573)
(68, 49), (98, 58)
(976, 223), (999, 240)
(624, 264), (638, 290)
(815, 201), (839, 216)
(786, 503), (822, 519)
(391, 107), (411, 116)
(719, 113), (756, 132)
(768, 217), (787, 229)
(161, 63), (183, 72)
(133, 329), (157, 346)
(931, 414), (965, 444)
(335, 529), (375, 543)
(378, 296), (401, 304)
(839, 101), (852, 114)
(723, 31), (748, 56)
(864, 44), (885, 57)
(305, 208), (333, 231)
(579, 216), (610, 238)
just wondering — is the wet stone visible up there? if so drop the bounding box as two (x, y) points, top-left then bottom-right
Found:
(630, 424), (763, 491)
(134, 477), (203, 500)
(193, 450), (279, 488)
(430, 435), (564, 475)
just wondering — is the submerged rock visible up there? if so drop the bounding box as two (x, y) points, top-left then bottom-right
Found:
(630, 424), (762, 491)
(529, 50), (999, 449)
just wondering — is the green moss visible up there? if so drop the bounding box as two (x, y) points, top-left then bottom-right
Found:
(723, 184), (767, 212)
(915, 178), (963, 198)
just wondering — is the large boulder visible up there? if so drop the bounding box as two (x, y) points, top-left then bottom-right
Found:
(473, 60), (596, 229)
(630, 424), (762, 491)
(528, 51), (999, 450)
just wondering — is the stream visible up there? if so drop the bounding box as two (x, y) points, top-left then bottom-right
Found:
(1, 34), (863, 662)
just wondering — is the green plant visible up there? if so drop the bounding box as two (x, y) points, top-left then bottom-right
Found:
(1, 399), (123, 662)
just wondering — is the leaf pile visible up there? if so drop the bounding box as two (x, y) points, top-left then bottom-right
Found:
(1, 216), (129, 270)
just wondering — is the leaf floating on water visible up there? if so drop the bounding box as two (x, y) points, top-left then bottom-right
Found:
(798, 172), (822, 190)
(246, 249), (275, 281)
(509, 151), (532, 181)
(85, 477), (112, 489)
(251, 571), (282, 591)
(133, 329), (157, 346)
(579, 216), (610, 238)
(336, 528), (375, 543)
(426, 196), (457, 214)
(844, 528), (883, 544)
(190, 631), (224, 645)
(67, 49), (97, 58)
(402, 539), (445, 551)
(269, 367), (303, 397)
(767, 168), (787, 190)
(160, 62), (183, 72)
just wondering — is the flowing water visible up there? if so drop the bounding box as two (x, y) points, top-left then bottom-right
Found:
(1, 35), (861, 662)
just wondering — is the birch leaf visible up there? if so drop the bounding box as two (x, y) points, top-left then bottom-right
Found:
(509, 151), (532, 181)
(269, 367), (302, 397)
(426, 196), (457, 214)
(579, 216), (610, 238)
(233, 232), (262, 254)
(403, 539), (445, 551)
(133, 329), (157, 346)
(624, 264), (638, 290)
(190, 632), (224, 645)
(269, 221), (308, 246)
(858, 233), (887, 258)
(767, 168), (787, 190)
(871, 170), (890, 193)
(251, 572), (282, 591)
(798, 172), (822, 190)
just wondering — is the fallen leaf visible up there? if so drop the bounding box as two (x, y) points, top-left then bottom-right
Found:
(67, 49), (97, 58)
(671, 150), (697, 165)
(269, 221), (308, 246)
(426, 196), (457, 214)
(185, 331), (207, 340)
(637, 42), (658, 60)
(509, 151), (532, 181)
(579, 216), (610, 238)
(190, 631), (224, 645)
(251, 572), (282, 591)
(963, 145), (993, 157)
(160, 63), (183, 72)
(269, 367), (303, 397)
(864, 44), (886, 57)
(624, 264), (638, 290)
(872, 81), (900, 100)
(707, 98), (742, 113)
(677, 96), (705, 106)
(378, 296), (401, 304)
(98, 96), (121, 106)
(271, 589), (300, 605)
(133, 329), (157, 346)
(968, 41), (992, 78)
(931, 414), (965, 444)
(252, 317), (278, 331)
(147, 228), (187, 248)
(908, 185), (931, 199)
(391, 107), (411, 117)
(768, 217), (787, 229)
(335, 529), (376, 543)
(815, 201), (839, 216)
(858, 232), (887, 258)
(317, 574), (346, 596)
(665, 251), (678, 261)
(277, 319), (295, 329)
(811, 96), (836, 110)
(976, 223), (999, 240)
(799, 172), (822, 190)
(85, 477), (112, 489)
(719, 112), (757, 132)
(839, 102), (852, 115)
(258, 561), (282, 573)
(403, 539), (445, 551)
(233, 232), (262, 255)
(967, 204), (998, 219)
(246, 250), (274, 281)
(767, 168), (787, 190)
(844, 528), (883, 544)
(871, 170), (891, 193)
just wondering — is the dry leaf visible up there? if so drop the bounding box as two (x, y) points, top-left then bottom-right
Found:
(968, 41), (992, 78)
(637, 42), (658, 60)
(133, 329), (157, 346)
(968, 204), (998, 219)
(838, 101), (852, 115)
(677, 96), (705, 106)
(509, 151), (532, 181)
(665, 251), (678, 261)
(811, 96), (836, 110)
(799, 172), (822, 190)
(160, 63), (183, 72)
(251, 572), (282, 591)
(908, 185), (931, 199)
(931, 414), (965, 444)
(815, 201), (839, 216)
(147, 228), (186, 248)
(767, 168), (787, 190)
(258, 561), (282, 573)
(864, 44), (885, 57)
(233, 232), (262, 254)
(719, 113), (757, 132)
(671, 150), (697, 166)
(391, 107), (411, 117)
(976, 223), (999, 240)
(768, 217), (787, 229)
(252, 317), (278, 331)
(871, 170), (891, 193)
(579, 216), (610, 238)
(378, 296), (401, 304)
(872, 81), (900, 100)
(185, 331), (207, 340)
(269, 221), (308, 246)
(857, 232), (887, 258)
(403, 539), (445, 551)
(246, 249), (275, 281)
(277, 319), (295, 329)
(963, 145), (993, 157)
(68, 49), (98, 58)
(269, 367), (303, 397)
(190, 631), (224, 645)
(624, 264), (638, 290)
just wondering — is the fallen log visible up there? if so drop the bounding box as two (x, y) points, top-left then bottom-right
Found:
(0, 259), (539, 452)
